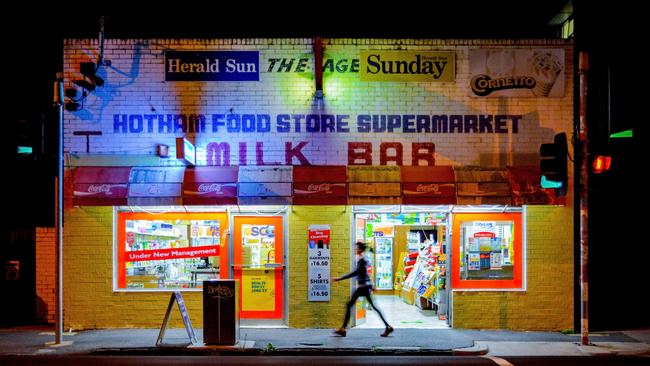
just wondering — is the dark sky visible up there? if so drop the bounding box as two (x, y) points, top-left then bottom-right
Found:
(53, 5), (569, 39)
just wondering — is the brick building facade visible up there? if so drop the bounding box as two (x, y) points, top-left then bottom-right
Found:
(36, 38), (574, 330)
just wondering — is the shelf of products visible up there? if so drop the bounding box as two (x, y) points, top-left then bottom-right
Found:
(124, 219), (221, 289)
(374, 237), (393, 289)
(400, 235), (446, 313)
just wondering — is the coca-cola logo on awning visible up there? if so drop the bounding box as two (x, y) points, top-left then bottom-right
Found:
(307, 183), (332, 193)
(198, 183), (223, 193)
(88, 184), (112, 195)
(147, 185), (162, 195)
(416, 184), (439, 193)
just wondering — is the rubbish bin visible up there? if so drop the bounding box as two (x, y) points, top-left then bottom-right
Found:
(203, 279), (239, 345)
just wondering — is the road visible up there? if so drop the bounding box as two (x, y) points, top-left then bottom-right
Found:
(1, 355), (649, 366)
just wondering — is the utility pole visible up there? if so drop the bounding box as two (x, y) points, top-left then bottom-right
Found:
(53, 73), (64, 345)
(578, 52), (590, 346)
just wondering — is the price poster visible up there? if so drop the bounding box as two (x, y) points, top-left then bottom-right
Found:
(308, 224), (331, 301)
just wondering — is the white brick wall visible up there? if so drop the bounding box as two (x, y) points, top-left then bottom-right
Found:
(63, 38), (573, 169)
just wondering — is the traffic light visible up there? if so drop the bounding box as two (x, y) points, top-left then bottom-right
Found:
(539, 132), (568, 196)
(14, 117), (34, 156)
(592, 155), (612, 174)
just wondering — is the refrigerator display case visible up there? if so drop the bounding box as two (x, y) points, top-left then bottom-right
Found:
(374, 237), (393, 289)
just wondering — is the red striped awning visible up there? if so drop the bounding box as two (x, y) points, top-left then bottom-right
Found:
(293, 166), (347, 205)
(401, 166), (456, 204)
(127, 167), (185, 206)
(507, 166), (565, 205)
(183, 166), (238, 205)
(73, 167), (131, 206)
(69, 165), (560, 207)
(455, 167), (512, 205)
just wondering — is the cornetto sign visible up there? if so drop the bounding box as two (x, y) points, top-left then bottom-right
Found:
(165, 51), (259, 81)
(361, 51), (455, 82)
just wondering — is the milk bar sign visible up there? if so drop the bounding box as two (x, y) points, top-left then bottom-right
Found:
(165, 51), (259, 81)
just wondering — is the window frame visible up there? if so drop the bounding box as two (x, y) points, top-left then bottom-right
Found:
(452, 212), (524, 291)
(114, 211), (229, 292)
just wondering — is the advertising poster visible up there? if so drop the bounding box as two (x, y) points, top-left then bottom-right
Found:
(308, 224), (331, 301)
(242, 269), (275, 311)
(469, 48), (565, 97)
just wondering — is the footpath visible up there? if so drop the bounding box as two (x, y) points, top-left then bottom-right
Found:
(1, 326), (649, 357)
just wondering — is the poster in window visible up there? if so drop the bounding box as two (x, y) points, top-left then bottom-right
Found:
(308, 224), (330, 301)
(468, 253), (481, 271)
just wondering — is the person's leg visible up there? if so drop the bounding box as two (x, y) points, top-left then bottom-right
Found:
(363, 288), (390, 327)
(341, 288), (362, 328)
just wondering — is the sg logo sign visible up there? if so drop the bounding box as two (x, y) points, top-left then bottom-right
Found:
(250, 225), (274, 238)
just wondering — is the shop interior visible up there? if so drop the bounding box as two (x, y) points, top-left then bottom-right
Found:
(353, 211), (449, 329)
(124, 219), (222, 289)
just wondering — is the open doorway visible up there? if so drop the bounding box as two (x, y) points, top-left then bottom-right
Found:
(352, 210), (449, 329)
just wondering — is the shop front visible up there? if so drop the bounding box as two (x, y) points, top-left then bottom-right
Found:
(62, 164), (570, 331)
(55, 37), (575, 331)
(115, 209), (287, 324)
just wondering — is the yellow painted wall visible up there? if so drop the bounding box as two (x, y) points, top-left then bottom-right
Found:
(63, 205), (572, 331)
(287, 206), (351, 328)
(452, 206), (574, 330)
(63, 206), (203, 329)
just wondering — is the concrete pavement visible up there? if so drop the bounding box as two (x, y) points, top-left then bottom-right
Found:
(0, 325), (648, 357)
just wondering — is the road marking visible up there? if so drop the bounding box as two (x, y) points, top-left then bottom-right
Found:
(482, 355), (514, 366)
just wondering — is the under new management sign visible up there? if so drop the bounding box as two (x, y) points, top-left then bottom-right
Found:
(360, 51), (455, 82)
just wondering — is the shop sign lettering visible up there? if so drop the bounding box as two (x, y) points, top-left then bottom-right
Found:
(165, 51), (259, 81)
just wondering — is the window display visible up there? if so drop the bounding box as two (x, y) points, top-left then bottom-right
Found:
(374, 237), (393, 290)
(400, 234), (445, 312)
(452, 213), (523, 290)
(117, 212), (228, 290)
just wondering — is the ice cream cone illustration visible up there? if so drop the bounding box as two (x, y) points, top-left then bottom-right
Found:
(528, 51), (563, 97)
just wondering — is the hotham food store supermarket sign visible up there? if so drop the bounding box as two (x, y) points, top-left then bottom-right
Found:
(165, 51), (259, 81)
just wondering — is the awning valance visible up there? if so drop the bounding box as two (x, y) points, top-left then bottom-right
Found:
(69, 165), (560, 207)
(73, 167), (131, 206)
(401, 166), (456, 205)
(455, 167), (511, 205)
(507, 166), (565, 205)
(128, 167), (185, 206)
(183, 166), (238, 205)
(293, 166), (347, 205)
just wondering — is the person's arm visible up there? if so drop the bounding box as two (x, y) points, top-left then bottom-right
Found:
(334, 258), (363, 282)
(335, 269), (356, 282)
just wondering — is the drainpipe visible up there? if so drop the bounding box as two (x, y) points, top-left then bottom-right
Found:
(578, 52), (589, 346)
(314, 36), (323, 98)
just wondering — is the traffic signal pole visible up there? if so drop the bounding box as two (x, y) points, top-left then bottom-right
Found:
(578, 52), (590, 346)
(53, 74), (64, 345)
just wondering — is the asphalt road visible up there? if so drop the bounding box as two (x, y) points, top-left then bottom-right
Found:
(1, 355), (649, 366)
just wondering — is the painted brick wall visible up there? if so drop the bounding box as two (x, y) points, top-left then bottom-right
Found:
(36, 227), (56, 324)
(63, 39), (573, 179)
(288, 206), (351, 328)
(453, 205), (573, 330)
(63, 206), (203, 329)
(60, 38), (575, 330)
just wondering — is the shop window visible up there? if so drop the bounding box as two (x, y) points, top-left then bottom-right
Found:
(116, 212), (228, 291)
(452, 213), (523, 290)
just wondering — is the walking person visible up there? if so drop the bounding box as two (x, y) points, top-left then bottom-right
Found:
(333, 241), (394, 337)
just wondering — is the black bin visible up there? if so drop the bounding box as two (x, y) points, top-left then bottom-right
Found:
(203, 280), (239, 345)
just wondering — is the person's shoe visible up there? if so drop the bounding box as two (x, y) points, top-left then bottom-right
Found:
(333, 328), (347, 337)
(380, 325), (394, 337)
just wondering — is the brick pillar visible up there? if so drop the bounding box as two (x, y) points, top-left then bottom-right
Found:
(36, 227), (56, 324)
